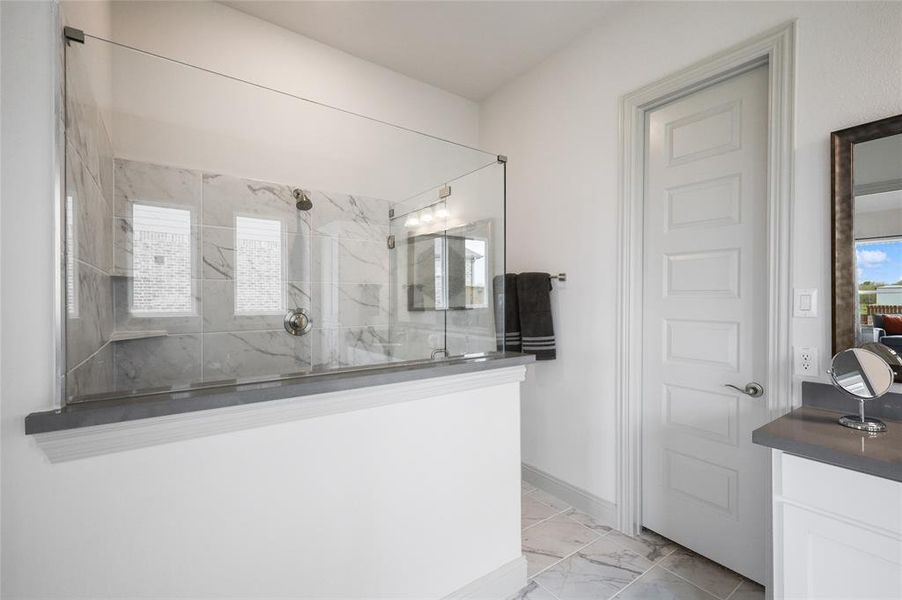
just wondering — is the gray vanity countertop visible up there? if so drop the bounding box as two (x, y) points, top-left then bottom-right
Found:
(25, 352), (535, 435)
(752, 405), (902, 483)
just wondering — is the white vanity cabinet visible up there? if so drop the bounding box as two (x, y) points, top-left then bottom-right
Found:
(771, 451), (902, 599)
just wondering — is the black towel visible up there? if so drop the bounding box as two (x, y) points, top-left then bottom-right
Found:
(493, 274), (521, 352)
(516, 272), (556, 360)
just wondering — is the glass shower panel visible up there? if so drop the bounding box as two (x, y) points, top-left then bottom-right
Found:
(63, 34), (505, 404)
(388, 162), (505, 360)
(444, 164), (506, 357)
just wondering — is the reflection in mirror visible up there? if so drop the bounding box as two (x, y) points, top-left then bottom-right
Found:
(829, 347), (893, 399)
(861, 341), (902, 380)
(407, 220), (491, 312)
(831, 115), (902, 358)
(854, 132), (902, 349)
(829, 348), (892, 432)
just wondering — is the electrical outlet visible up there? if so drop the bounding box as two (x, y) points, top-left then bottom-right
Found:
(795, 346), (819, 377)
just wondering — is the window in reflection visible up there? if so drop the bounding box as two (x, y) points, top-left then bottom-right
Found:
(235, 216), (283, 314)
(131, 203), (194, 314)
(433, 237), (447, 310)
(464, 239), (487, 308)
(856, 237), (902, 327)
(409, 232), (489, 311)
(66, 194), (78, 317)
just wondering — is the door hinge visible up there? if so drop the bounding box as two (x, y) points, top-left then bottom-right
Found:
(386, 235), (395, 250)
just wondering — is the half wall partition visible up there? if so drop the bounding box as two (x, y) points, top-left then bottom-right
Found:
(62, 31), (506, 404)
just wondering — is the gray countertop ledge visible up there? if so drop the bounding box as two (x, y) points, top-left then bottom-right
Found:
(752, 381), (902, 483)
(26, 353), (535, 435)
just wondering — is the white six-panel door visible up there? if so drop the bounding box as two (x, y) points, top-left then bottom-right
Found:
(642, 65), (770, 582)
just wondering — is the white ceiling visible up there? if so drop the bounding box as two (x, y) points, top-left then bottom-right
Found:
(856, 190), (902, 214)
(221, 1), (623, 100)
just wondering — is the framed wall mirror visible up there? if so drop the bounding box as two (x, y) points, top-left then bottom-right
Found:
(832, 114), (902, 358)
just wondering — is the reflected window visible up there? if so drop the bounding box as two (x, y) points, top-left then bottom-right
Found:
(131, 204), (194, 314)
(66, 194), (78, 317)
(464, 239), (487, 308)
(434, 238), (447, 310)
(235, 216), (283, 314)
(408, 233), (489, 311)
(856, 238), (902, 326)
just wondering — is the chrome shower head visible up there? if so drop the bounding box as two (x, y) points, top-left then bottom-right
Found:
(293, 188), (313, 211)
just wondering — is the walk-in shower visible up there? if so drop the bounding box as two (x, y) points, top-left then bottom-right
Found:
(61, 29), (506, 404)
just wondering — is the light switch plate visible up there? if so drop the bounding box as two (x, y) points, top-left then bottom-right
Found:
(794, 288), (818, 318)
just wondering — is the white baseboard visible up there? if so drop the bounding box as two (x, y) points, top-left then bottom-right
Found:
(443, 556), (527, 600)
(522, 463), (618, 529)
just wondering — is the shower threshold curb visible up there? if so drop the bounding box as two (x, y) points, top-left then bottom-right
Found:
(26, 353), (535, 436)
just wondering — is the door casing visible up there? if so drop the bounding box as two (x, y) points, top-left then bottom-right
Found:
(615, 20), (797, 588)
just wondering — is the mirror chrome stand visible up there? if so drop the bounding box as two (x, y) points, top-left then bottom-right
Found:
(828, 348), (892, 433)
(838, 398), (887, 433)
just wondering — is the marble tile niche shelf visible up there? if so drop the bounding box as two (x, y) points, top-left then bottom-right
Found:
(108, 330), (168, 342)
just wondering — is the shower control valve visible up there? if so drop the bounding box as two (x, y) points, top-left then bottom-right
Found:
(283, 308), (312, 336)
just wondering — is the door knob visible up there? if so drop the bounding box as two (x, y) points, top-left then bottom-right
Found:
(724, 382), (764, 398)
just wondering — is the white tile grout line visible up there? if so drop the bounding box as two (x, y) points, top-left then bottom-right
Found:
(521, 510), (567, 533)
(651, 543), (748, 600)
(520, 489), (571, 533)
(533, 579), (562, 600)
(521, 486), (602, 532)
(656, 563), (735, 600)
(603, 541), (681, 599)
(607, 541), (740, 600)
(521, 484), (614, 580)
(526, 529), (612, 581)
(526, 526), (617, 578)
(521, 482), (747, 600)
(723, 579), (753, 600)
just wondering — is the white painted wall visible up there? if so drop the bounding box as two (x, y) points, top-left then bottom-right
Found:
(480, 1), (902, 505)
(854, 195), (902, 240)
(60, 0), (486, 203)
(104, 0), (480, 149)
(2, 2), (520, 598)
(855, 133), (902, 189)
(6, 377), (523, 598)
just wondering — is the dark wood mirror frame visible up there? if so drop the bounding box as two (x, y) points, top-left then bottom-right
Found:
(831, 113), (902, 354)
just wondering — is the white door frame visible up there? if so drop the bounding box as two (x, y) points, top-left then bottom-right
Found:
(615, 22), (797, 536)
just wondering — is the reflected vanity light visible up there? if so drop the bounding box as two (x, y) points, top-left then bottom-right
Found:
(402, 205), (451, 228)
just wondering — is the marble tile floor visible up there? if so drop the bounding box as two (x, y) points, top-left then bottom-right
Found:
(513, 481), (764, 600)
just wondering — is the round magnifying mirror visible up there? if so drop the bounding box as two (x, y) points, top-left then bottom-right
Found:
(829, 348), (892, 432)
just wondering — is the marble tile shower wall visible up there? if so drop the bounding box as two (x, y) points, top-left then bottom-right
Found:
(107, 159), (395, 394)
(64, 46), (116, 401)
